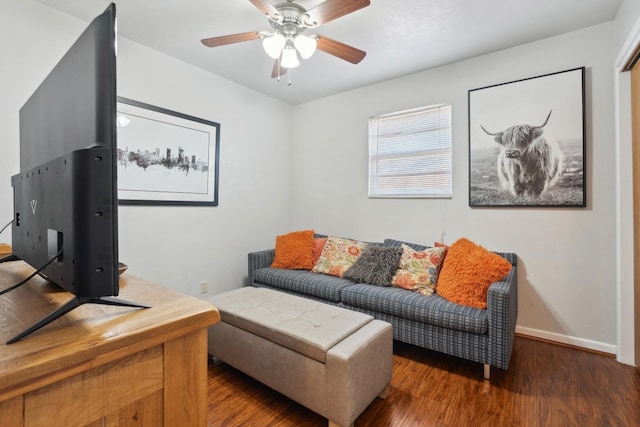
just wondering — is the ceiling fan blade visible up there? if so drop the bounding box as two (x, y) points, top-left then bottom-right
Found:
(201, 31), (261, 48)
(249, 0), (280, 22)
(271, 60), (288, 78)
(305, 0), (370, 27)
(316, 35), (366, 64)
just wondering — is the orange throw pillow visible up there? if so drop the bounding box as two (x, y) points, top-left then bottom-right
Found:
(312, 237), (328, 266)
(436, 238), (512, 309)
(270, 230), (315, 270)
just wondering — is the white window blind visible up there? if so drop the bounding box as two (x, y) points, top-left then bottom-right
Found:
(368, 104), (452, 198)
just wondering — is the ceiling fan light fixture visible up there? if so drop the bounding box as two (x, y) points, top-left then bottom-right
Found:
(262, 33), (286, 58)
(280, 46), (300, 68)
(293, 34), (317, 59)
(201, 0), (371, 79)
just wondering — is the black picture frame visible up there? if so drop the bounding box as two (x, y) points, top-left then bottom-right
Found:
(116, 97), (220, 206)
(468, 67), (586, 207)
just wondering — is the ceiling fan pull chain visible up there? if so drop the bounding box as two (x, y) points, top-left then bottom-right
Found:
(288, 68), (292, 86)
(277, 59), (281, 82)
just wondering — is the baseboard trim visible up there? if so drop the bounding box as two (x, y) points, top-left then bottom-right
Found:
(515, 326), (617, 356)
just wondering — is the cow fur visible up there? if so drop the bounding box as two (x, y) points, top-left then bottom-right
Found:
(483, 112), (563, 198)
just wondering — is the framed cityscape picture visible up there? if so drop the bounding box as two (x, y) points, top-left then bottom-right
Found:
(116, 97), (220, 206)
(468, 67), (586, 207)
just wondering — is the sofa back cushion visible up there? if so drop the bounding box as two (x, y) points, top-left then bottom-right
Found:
(383, 238), (429, 251)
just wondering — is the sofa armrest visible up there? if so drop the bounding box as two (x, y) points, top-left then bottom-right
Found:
(247, 249), (275, 286)
(486, 266), (518, 370)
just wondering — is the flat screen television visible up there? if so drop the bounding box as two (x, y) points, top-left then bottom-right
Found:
(4, 3), (146, 344)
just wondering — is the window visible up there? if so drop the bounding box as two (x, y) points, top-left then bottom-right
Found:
(368, 104), (452, 198)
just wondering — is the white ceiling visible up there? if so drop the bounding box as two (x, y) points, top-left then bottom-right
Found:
(34, 0), (622, 105)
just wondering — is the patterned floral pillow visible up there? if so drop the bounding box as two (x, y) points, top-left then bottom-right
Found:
(391, 244), (447, 296)
(311, 236), (368, 277)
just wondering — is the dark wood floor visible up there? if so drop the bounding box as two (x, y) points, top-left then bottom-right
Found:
(206, 336), (640, 426)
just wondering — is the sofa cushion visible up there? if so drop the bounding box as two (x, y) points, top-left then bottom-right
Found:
(312, 236), (368, 277)
(254, 268), (356, 302)
(391, 244), (447, 296)
(340, 284), (488, 334)
(343, 246), (403, 286)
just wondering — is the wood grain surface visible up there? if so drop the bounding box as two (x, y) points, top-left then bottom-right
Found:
(207, 336), (640, 426)
(0, 260), (220, 426)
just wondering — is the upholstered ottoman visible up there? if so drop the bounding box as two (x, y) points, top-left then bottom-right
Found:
(207, 287), (393, 427)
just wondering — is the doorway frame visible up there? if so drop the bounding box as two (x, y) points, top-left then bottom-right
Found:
(615, 14), (640, 366)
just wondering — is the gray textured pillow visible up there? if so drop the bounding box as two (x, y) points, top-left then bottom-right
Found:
(343, 246), (403, 286)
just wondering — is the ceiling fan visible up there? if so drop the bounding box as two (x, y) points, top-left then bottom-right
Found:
(201, 0), (370, 79)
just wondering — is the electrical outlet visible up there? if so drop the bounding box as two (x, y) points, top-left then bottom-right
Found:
(200, 280), (208, 294)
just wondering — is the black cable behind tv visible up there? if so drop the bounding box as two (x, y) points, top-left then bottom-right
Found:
(5, 3), (148, 344)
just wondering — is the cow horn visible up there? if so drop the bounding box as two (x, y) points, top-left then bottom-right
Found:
(480, 125), (499, 136)
(537, 110), (553, 128)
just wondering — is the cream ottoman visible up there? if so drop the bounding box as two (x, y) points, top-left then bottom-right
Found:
(207, 287), (393, 427)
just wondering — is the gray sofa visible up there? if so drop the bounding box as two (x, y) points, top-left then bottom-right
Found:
(247, 238), (518, 378)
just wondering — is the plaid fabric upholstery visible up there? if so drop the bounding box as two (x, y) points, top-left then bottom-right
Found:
(339, 305), (489, 365)
(254, 268), (355, 302)
(340, 284), (487, 334)
(248, 247), (518, 370)
(384, 238), (518, 267)
(487, 267), (518, 369)
(494, 251), (517, 266)
(382, 238), (430, 251)
(314, 233), (383, 246)
(247, 249), (275, 286)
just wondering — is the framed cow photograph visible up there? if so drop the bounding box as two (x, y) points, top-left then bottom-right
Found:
(468, 67), (586, 207)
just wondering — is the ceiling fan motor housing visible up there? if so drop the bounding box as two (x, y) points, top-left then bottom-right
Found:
(270, 1), (313, 37)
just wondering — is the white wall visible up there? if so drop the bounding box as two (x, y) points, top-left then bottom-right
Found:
(2, 0), (631, 358)
(292, 23), (617, 353)
(614, 0), (640, 57)
(0, 0), (293, 297)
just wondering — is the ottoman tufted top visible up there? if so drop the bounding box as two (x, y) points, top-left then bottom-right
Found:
(210, 287), (373, 363)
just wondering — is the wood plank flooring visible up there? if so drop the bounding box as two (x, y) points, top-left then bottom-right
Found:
(206, 336), (640, 426)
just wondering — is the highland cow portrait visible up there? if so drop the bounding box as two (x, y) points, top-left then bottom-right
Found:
(482, 110), (564, 199)
(468, 68), (585, 207)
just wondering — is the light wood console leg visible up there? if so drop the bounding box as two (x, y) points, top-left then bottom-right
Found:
(165, 329), (208, 427)
(484, 364), (490, 380)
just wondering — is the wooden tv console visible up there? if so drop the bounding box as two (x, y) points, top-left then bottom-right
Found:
(0, 260), (220, 426)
